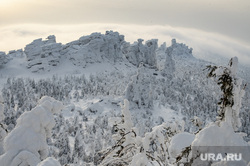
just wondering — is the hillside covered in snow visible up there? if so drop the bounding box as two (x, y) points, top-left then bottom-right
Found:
(0, 31), (249, 166)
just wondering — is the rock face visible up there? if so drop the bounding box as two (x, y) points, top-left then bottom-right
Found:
(168, 39), (193, 59)
(22, 32), (194, 73)
(156, 42), (167, 71)
(24, 35), (62, 72)
(7, 49), (25, 58)
(155, 39), (194, 78)
(61, 31), (125, 68)
(122, 39), (158, 67)
(0, 52), (7, 66)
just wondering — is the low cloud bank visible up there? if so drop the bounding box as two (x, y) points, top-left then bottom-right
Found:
(0, 23), (249, 65)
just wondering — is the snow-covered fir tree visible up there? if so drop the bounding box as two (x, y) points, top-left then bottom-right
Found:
(206, 57), (246, 131)
(175, 57), (249, 166)
(0, 96), (63, 166)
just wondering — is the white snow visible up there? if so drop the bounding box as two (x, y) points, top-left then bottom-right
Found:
(169, 132), (195, 158)
(37, 157), (61, 166)
(211, 160), (248, 166)
(0, 31), (249, 166)
(192, 122), (248, 147)
(0, 96), (63, 166)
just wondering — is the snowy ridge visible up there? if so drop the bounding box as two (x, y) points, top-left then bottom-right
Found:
(0, 31), (193, 74)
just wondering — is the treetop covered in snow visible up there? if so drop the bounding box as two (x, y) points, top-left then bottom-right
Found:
(0, 96), (63, 166)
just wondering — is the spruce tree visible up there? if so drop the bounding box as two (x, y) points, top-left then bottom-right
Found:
(206, 57), (246, 130)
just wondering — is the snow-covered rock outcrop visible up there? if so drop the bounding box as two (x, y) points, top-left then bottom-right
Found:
(61, 31), (125, 68)
(156, 41), (176, 78)
(24, 35), (62, 72)
(7, 49), (25, 58)
(21, 31), (194, 73)
(156, 42), (167, 71)
(122, 38), (158, 67)
(169, 39), (193, 59)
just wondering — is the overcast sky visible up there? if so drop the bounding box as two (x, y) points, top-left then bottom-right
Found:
(0, 0), (250, 64)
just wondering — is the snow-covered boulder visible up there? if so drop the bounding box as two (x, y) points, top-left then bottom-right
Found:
(24, 35), (62, 72)
(0, 96), (63, 166)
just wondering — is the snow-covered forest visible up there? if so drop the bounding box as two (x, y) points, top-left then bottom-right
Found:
(0, 31), (249, 166)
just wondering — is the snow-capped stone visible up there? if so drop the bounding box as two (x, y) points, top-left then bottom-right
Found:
(168, 38), (193, 59)
(62, 31), (125, 68)
(24, 36), (62, 72)
(156, 42), (167, 71)
(7, 49), (24, 58)
(122, 38), (158, 67)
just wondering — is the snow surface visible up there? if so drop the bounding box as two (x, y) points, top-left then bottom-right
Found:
(0, 31), (249, 166)
(169, 132), (195, 158)
(192, 122), (249, 165)
(37, 157), (61, 166)
(192, 122), (248, 147)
